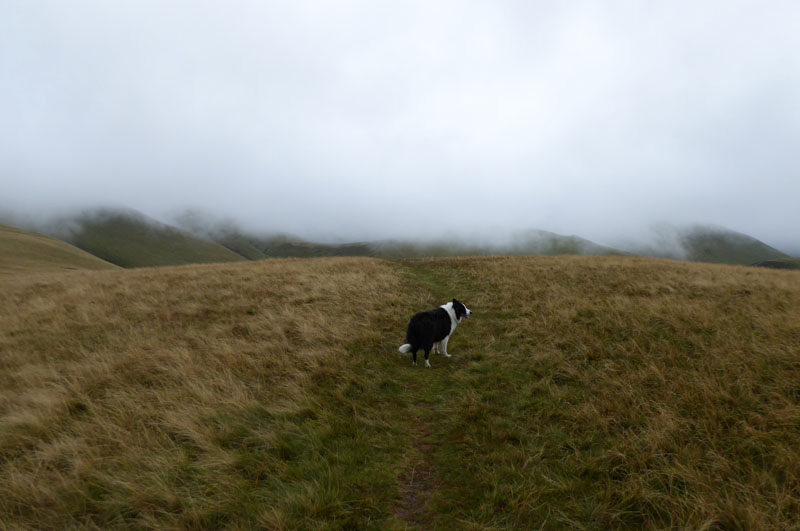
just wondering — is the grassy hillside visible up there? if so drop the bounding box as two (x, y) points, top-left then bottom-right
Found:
(0, 223), (118, 274)
(52, 210), (247, 268)
(2, 257), (799, 528)
(680, 226), (789, 265)
(214, 232), (270, 260)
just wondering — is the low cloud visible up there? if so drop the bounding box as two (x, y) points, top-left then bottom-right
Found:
(1, 1), (798, 253)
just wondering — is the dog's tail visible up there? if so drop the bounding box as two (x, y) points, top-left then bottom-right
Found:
(398, 343), (413, 354)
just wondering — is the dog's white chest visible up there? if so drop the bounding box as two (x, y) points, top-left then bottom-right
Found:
(440, 303), (458, 335)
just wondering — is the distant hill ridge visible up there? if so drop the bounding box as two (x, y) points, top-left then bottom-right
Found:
(3, 208), (794, 269)
(180, 218), (790, 266)
(171, 210), (626, 260)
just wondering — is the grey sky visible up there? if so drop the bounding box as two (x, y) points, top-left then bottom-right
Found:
(1, 1), (799, 251)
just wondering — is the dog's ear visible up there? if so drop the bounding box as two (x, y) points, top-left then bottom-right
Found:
(452, 298), (458, 305)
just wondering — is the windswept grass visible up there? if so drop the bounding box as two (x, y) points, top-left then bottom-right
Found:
(0, 258), (409, 528)
(1, 256), (799, 528)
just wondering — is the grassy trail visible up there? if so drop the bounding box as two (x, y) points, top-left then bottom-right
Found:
(318, 259), (478, 529)
(280, 258), (493, 528)
(388, 260), (477, 528)
(226, 260), (468, 529)
(385, 259), (515, 529)
(387, 259), (547, 529)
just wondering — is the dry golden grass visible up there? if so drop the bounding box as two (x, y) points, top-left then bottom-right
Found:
(0, 258), (403, 528)
(1, 255), (799, 528)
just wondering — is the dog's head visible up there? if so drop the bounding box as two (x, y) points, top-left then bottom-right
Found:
(452, 298), (472, 322)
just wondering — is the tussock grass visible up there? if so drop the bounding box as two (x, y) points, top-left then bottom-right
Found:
(1, 255), (799, 528)
(0, 258), (405, 528)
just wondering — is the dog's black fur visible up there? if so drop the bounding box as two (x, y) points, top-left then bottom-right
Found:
(399, 298), (471, 367)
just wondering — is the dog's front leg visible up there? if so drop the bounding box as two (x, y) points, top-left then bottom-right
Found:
(441, 336), (452, 358)
(433, 342), (440, 355)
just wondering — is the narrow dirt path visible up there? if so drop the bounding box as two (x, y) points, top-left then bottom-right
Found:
(393, 416), (436, 529)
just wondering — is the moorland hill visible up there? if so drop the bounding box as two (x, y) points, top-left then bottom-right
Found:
(45, 209), (246, 268)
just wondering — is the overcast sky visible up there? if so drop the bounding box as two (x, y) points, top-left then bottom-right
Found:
(1, 1), (799, 251)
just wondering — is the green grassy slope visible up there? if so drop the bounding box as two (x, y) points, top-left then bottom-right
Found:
(2, 256), (799, 528)
(56, 210), (247, 268)
(754, 258), (800, 270)
(214, 232), (269, 260)
(0, 223), (118, 274)
(168, 211), (270, 260)
(508, 229), (626, 255)
(680, 226), (789, 265)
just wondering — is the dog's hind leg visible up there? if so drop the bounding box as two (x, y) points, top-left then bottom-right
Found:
(433, 342), (440, 355)
(412, 349), (417, 366)
(424, 347), (432, 368)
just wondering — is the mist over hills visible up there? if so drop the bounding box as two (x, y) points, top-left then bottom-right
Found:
(1, 206), (793, 270)
(680, 226), (790, 264)
(170, 208), (794, 266)
(170, 209), (626, 259)
(619, 224), (791, 265)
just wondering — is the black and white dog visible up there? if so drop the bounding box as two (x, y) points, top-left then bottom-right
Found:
(398, 299), (472, 367)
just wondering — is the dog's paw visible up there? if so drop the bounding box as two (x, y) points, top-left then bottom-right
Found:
(425, 360), (431, 368)
(444, 353), (452, 358)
